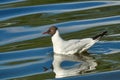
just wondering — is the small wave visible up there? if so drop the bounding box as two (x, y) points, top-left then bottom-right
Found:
(0, 16), (119, 45)
(0, 1), (120, 21)
(0, 0), (25, 5)
(89, 41), (120, 54)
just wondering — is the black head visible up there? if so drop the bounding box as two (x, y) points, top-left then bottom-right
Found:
(43, 26), (58, 36)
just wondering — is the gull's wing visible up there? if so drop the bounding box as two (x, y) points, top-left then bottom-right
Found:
(63, 38), (94, 53)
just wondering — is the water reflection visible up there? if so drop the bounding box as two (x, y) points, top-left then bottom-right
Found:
(1, 1), (119, 21)
(52, 53), (97, 78)
(0, 0), (25, 5)
(0, 16), (119, 46)
(0, 0), (120, 80)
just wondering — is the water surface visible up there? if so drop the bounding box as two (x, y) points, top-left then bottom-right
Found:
(0, 0), (120, 80)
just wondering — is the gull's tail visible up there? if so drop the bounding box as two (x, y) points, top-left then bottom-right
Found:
(92, 31), (107, 40)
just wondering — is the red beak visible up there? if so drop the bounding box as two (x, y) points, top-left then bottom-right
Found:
(43, 31), (48, 34)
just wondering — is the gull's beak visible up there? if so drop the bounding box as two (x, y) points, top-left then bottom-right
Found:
(43, 31), (48, 34)
(43, 30), (49, 34)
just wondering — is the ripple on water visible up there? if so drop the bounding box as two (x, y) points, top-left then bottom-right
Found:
(0, 47), (53, 79)
(89, 41), (120, 54)
(0, 1), (120, 21)
(0, 1), (120, 80)
(0, 16), (120, 46)
(0, 47), (52, 63)
(0, 0), (25, 5)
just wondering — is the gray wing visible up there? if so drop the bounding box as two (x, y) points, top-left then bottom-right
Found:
(63, 38), (93, 52)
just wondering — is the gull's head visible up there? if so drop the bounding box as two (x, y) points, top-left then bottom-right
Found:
(43, 26), (58, 36)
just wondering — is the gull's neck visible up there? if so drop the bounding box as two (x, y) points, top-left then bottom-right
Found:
(51, 30), (64, 45)
(51, 30), (64, 53)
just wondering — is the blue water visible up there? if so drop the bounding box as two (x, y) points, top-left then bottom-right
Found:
(0, 0), (120, 80)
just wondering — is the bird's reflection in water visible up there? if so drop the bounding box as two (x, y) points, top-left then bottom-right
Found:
(52, 52), (97, 78)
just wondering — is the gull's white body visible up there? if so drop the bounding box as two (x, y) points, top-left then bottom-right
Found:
(52, 30), (98, 55)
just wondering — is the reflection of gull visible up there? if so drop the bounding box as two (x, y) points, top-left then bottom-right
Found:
(52, 53), (97, 78)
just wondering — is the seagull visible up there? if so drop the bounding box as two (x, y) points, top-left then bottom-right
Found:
(43, 26), (107, 55)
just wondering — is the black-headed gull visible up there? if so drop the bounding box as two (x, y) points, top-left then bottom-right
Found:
(43, 26), (107, 55)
